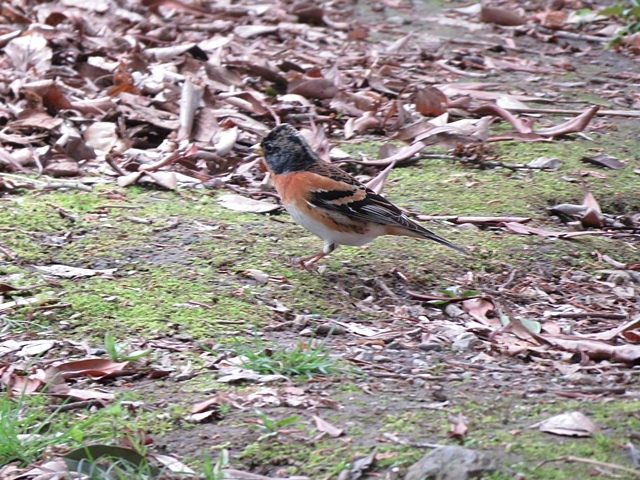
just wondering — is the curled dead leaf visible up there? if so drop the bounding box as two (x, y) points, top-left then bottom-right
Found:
(536, 411), (598, 437)
(289, 78), (339, 100)
(415, 86), (448, 116)
(479, 6), (527, 26)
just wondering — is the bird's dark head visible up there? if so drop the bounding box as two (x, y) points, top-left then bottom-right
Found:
(258, 124), (319, 174)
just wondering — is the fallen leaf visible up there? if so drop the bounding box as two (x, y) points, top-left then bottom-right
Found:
(527, 157), (561, 170)
(4, 31), (52, 74)
(313, 415), (344, 437)
(52, 358), (130, 380)
(415, 86), (448, 116)
(581, 153), (625, 170)
(289, 78), (339, 100)
(479, 6), (527, 26)
(84, 122), (118, 152)
(447, 413), (468, 439)
(536, 411), (598, 437)
(462, 298), (498, 327)
(34, 264), (117, 278)
(217, 194), (280, 213)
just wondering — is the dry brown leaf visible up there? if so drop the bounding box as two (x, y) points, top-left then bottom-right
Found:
(52, 358), (130, 380)
(83, 122), (118, 152)
(415, 86), (448, 116)
(535, 105), (600, 137)
(144, 171), (178, 190)
(22, 80), (72, 112)
(9, 110), (63, 131)
(502, 222), (608, 239)
(536, 334), (640, 363)
(447, 413), (468, 439)
(479, 6), (527, 26)
(462, 298), (498, 327)
(289, 78), (339, 100)
(50, 386), (115, 402)
(313, 415), (344, 437)
(364, 161), (395, 195)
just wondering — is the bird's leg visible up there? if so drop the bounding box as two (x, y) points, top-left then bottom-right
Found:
(297, 243), (337, 270)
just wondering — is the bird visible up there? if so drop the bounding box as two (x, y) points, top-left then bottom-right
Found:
(253, 123), (467, 269)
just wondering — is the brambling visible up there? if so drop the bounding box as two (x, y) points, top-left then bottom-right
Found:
(254, 124), (467, 268)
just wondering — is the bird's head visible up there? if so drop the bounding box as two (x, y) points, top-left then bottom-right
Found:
(253, 124), (319, 174)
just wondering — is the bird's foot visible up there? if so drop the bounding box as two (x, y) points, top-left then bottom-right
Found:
(291, 251), (327, 272)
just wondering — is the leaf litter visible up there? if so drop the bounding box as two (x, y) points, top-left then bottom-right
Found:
(0, 0), (640, 477)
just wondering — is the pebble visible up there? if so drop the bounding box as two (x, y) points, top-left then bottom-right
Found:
(457, 223), (479, 231)
(386, 340), (406, 350)
(412, 378), (426, 388)
(373, 355), (392, 363)
(418, 343), (443, 352)
(566, 372), (599, 386)
(354, 351), (374, 362)
(452, 333), (477, 351)
(315, 324), (346, 335)
(444, 304), (465, 318)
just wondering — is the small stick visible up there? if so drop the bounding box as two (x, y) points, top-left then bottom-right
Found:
(43, 182), (92, 192)
(29, 303), (72, 311)
(122, 216), (153, 225)
(536, 456), (640, 477)
(548, 312), (628, 320)
(100, 204), (143, 209)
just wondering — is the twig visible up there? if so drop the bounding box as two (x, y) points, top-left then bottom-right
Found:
(472, 160), (555, 171)
(29, 303), (72, 311)
(153, 219), (181, 232)
(43, 182), (92, 192)
(435, 59), (489, 78)
(56, 400), (105, 412)
(406, 290), (483, 302)
(497, 269), (518, 290)
(375, 278), (397, 298)
(105, 155), (127, 176)
(382, 432), (443, 449)
(0, 246), (17, 260)
(414, 215), (531, 225)
(536, 456), (640, 477)
(122, 216), (153, 225)
(0, 173), (47, 184)
(548, 312), (628, 320)
(602, 255), (628, 269)
(536, 26), (608, 44)
(504, 106), (640, 118)
(100, 204), (143, 209)
(551, 386), (626, 396)
(0, 297), (60, 313)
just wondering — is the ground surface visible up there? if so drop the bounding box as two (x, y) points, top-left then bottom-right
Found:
(1, 0), (640, 479)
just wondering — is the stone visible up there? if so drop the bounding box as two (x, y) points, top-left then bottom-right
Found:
(404, 445), (499, 480)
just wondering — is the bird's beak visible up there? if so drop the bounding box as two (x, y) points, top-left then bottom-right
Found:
(251, 144), (264, 157)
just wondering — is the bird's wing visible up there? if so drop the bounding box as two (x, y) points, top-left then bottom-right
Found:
(304, 162), (416, 229)
(305, 161), (468, 254)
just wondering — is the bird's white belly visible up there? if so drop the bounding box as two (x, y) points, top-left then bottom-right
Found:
(285, 202), (384, 247)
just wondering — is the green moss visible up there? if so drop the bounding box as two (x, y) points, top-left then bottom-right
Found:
(3, 120), (640, 478)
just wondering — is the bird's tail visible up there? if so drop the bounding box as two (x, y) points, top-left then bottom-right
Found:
(388, 223), (469, 255)
(421, 229), (470, 256)
(386, 218), (470, 255)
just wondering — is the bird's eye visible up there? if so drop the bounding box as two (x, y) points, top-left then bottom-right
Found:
(263, 143), (275, 154)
